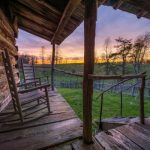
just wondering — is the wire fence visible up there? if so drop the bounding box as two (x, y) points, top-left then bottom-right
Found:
(20, 66), (150, 98)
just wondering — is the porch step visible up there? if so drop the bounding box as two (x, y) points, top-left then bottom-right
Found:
(100, 117), (150, 131)
(95, 120), (150, 150)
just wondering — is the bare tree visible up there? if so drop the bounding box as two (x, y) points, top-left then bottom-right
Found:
(55, 48), (63, 64)
(41, 46), (45, 65)
(114, 37), (132, 74)
(130, 32), (150, 73)
(32, 56), (38, 64)
(103, 37), (112, 75)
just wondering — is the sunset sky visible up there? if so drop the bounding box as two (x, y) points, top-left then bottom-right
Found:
(17, 5), (150, 58)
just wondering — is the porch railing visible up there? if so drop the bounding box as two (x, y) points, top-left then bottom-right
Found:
(89, 72), (146, 128)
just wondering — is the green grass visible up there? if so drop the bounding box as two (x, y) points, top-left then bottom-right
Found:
(58, 88), (150, 122)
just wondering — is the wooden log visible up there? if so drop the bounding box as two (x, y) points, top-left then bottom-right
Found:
(83, 0), (97, 143)
(12, 16), (18, 38)
(51, 0), (81, 43)
(0, 34), (17, 56)
(0, 9), (14, 36)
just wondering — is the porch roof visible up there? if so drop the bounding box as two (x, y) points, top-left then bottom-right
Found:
(10, 0), (150, 45)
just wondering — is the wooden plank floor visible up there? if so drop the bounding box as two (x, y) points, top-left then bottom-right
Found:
(95, 119), (150, 150)
(0, 89), (150, 150)
(48, 120), (150, 150)
(0, 90), (83, 150)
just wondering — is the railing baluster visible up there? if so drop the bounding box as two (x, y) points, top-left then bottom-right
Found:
(99, 94), (104, 130)
(120, 91), (123, 117)
(140, 76), (145, 124)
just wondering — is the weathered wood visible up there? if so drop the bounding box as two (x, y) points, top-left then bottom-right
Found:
(12, 16), (18, 37)
(0, 118), (82, 150)
(140, 76), (145, 124)
(95, 131), (127, 149)
(88, 72), (146, 80)
(0, 9), (14, 36)
(2, 50), (51, 123)
(0, 34), (17, 55)
(51, 0), (81, 43)
(18, 16), (53, 40)
(109, 129), (142, 149)
(113, 0), (126, 9)
(0, 111), (77, 132)
(83, 0), (97, 143)
(11, 3), (57, 34)
(51, 43), (55, 91)
(116, 124), (150, 150)
(0, 90), (83, 149)
(71, 138), (104, 150)
(54, 68), (83, 77)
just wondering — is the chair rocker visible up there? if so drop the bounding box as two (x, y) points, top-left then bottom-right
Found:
(2, 49), (51, 123)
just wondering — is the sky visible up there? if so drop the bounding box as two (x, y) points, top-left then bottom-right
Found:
(17, 5), (150, 58)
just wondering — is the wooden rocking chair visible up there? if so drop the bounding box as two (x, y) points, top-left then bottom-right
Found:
(2, 49), (51, 123)
(21, 59), (49, 87)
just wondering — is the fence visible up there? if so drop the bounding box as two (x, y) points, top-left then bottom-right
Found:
(54, 79), (150, 98)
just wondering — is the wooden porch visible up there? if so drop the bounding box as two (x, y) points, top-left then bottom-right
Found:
(0, 90), (82, 149)
(0, 89), (150, 150)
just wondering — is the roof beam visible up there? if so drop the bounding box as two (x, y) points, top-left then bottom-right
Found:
(113, 0), (126, 10)
(18, 17), (54, 42)
(51, 0), (81, 44)
(137, 10), (148, 19)
(11, 2), (57, 31)
(19, 26), (52, 42)
(99, 0), (108, 5)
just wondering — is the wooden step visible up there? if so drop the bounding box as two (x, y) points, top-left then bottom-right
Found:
(95, 121), (150, 150)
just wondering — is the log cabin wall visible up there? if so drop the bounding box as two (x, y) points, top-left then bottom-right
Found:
(0, 6), (18, 111)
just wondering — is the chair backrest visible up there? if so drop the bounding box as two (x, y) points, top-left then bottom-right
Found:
(2, 49), (23, 121)
(21, 59), (36, 83)
(0, 65), (11, 112)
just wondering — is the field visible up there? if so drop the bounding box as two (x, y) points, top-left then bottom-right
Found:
(20, 63), (150, 123)
(58, 88), (150, 121)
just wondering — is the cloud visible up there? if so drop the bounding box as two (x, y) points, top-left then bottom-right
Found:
(17, 6), (150, 58)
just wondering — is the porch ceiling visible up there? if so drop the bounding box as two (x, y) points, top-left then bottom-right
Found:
(10, 0), (150, 45)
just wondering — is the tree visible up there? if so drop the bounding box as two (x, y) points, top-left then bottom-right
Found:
(130, 32), (150, 73)
(114, 37), (132, 74)
(41, 46), (45, 65)
(55, 48), (63, 64)
(103, 37), (112, 75)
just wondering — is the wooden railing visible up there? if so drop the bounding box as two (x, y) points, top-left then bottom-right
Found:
(89, 72), (146, 127)
(54, 68), (83, 77)
(34, 66), (146, 126)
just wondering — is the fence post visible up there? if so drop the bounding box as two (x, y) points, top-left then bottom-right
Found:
(140, 76), (145, 124)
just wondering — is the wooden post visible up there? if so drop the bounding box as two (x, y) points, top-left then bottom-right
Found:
(51, 43), (55, 91)
(140, 76), (145, 124)
(83, 0), (97, 143)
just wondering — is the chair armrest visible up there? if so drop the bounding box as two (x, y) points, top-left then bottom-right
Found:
(17, 81), (37, 87)
(25, 77), (41, 85)
(18, 83), (50, 94)
(25, 77), (40, 80)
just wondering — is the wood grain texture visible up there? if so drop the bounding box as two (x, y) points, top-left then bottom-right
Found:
(0, 90), (83, 150)
(95, 121), (150, 150)
(83, 0), (97, 143)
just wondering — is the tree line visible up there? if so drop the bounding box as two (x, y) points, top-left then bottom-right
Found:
(97, 32), (150, 75)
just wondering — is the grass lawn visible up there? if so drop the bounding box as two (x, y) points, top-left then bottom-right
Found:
(58, 88), (150, 122)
